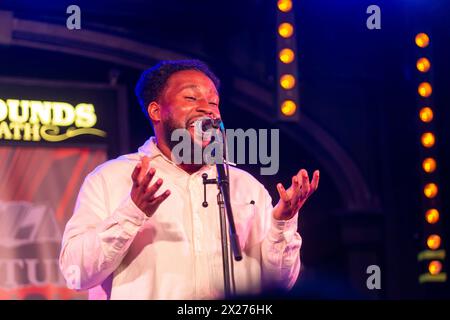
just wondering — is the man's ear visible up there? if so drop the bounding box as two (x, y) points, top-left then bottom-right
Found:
(148, 101), (161, 124)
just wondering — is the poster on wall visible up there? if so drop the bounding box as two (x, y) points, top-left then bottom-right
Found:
(0, 78), (127, 299)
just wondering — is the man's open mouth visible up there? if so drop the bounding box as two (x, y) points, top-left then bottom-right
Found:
(188, 117), (211, 128)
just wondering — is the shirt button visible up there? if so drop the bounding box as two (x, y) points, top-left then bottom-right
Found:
(283, 230), (295, 242)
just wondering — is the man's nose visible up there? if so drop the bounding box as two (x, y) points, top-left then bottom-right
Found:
(196, 101), (219, 118)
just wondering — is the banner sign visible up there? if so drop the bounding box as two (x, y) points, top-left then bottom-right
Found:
(0, 78), (125, 299)
(0, 99), (105, 142)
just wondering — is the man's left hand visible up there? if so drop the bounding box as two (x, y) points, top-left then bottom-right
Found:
(273, 169), (320, 221)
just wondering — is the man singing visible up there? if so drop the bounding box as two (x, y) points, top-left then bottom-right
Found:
(59, 60), (320, 299)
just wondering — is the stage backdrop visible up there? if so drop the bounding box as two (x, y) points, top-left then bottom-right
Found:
(0, 77), (128, 299)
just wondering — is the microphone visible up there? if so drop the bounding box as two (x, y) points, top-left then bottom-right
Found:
(196, 114), (242, 267)
(193, 116), (223, 132)
(200, 116), (242, 261)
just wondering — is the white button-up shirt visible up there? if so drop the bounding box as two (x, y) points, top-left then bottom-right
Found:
(59, 137), (301, 299)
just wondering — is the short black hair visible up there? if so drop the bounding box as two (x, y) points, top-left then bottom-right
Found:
(135, 59), (220, 123)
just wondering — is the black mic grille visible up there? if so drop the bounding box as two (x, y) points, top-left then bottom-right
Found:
(198, 117), (222, 131)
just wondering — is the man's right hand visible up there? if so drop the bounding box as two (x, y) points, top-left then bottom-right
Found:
(130, 157), (171, 217)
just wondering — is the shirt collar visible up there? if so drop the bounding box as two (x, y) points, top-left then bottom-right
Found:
(138, 136), (164, 160)
(137, 136), (215, 177)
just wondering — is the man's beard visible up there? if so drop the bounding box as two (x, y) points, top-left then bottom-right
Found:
(162, 115), (208, 166)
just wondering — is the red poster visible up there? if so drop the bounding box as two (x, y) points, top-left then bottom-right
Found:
(0, 146), (106, 300)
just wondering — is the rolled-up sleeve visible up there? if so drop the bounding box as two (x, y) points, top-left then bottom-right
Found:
(59, 170), (147, 291)
(260, 189), (302, 290)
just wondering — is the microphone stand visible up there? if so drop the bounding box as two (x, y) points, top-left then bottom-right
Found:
(201, 124), (242, 299)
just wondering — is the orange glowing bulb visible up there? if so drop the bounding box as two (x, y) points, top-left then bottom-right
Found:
(279, 48), (295, 64)
(424, 183), (438, 199)
(417, 58), (431, 72)
(425, 209), (440, 224)
(281, 100), (297, 116)
(280, 74), (296, 90)
(421, 132), (435, 148)
(422, 158), (436, 173)
(422, 158), (437, 173)
(427, 235), (441, 250)
(418, 82), (432, 97)
(278, 23), (294, 38)
(415, 33), (430, 48)
(428, 260), (442, 275)
(419, 107), (433, 123)
(278, 0), (293, 12)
